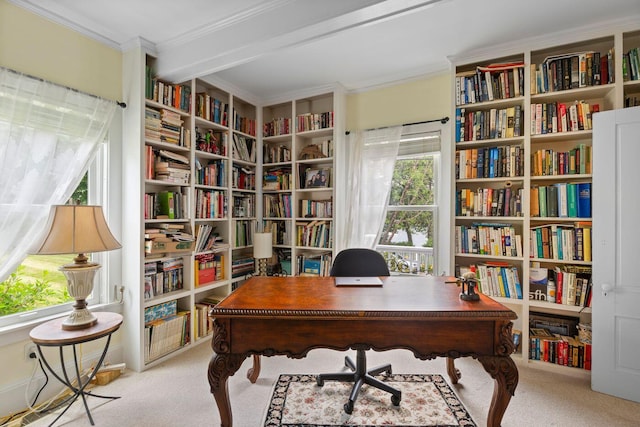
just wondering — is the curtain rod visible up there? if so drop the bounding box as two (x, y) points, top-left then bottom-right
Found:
(2, 66), (126, 108)
(345, 116), (449, 135)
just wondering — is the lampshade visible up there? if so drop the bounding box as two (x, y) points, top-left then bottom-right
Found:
(33, 204), (121, 258)
(253, 232), (273, 259)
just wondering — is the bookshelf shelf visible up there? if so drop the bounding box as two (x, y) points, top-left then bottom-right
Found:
(451, 29), (639, 375)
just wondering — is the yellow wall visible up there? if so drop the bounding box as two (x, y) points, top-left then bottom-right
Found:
(0, 1), (124, 414)
(0, 0), (122, 101)
(346, 73), (452, 131)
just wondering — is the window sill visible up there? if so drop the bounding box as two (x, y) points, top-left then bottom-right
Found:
(0, 303), (123, 347)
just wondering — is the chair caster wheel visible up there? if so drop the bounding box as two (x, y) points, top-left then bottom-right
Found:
(391, 395), (401, 406)
(344, 401), (354, 414)
(316, 377), (324, 387)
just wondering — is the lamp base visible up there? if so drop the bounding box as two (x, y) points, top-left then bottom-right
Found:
(61, 308), (98, 330)
(60, 262), (101, 331)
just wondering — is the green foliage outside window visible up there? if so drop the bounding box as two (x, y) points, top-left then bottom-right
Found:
(0, 174), (86, 317)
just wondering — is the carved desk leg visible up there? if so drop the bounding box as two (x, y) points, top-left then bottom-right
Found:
(446, 357), (461, 384)
(208, 353), (245, 427)
(478, 355), (518, 427)
(246, 355), (261, 383)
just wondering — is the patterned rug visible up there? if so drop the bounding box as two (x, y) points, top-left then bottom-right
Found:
(264, 373), (476, 426)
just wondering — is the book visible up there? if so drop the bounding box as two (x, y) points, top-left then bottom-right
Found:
(577, 182), (591, 218)
(529, 267), (549, 301)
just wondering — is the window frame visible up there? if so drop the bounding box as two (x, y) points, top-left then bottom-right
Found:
(0, 136), (116, 330)
(375, 120), (450, 276)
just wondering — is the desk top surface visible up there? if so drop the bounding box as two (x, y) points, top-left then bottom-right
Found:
(30, 312), (123, 346)
(212, 276), (516, 320)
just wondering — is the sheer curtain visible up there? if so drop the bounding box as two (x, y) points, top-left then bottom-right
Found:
(338, 126), (402, 250)
(0, 67), (117, 282)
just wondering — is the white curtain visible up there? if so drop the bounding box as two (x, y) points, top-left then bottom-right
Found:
(339, 126), (402, 249)
(0, 67), (117, 282)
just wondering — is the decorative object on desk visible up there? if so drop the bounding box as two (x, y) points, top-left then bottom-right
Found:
(458, 269), (480, 301)
(264, 373), (476, 427)
(253, 231), (273, 276)
(31, 204), (121, 330)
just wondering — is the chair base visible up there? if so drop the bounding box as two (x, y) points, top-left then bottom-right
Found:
(316, 350), (402, 414)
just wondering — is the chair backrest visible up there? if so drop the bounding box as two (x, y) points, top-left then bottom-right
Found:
(330, 248), (390, 277)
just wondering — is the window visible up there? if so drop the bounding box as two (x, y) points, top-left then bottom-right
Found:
(377, 123), (441, 275)
(0, 144), (113, 328)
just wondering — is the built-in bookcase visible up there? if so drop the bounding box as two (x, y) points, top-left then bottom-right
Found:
(122, 50), (260, 371)
(261, 91), (343, 276)
(451, 28), (639, 375)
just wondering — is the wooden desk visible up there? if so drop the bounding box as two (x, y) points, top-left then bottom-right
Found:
(208, 276), (518, 427)
(30, 312), (123, 426)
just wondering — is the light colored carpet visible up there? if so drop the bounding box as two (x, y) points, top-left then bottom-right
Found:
(24, 342), (640, 427)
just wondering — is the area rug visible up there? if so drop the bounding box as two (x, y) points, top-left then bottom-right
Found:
(264, 373), (476, 426)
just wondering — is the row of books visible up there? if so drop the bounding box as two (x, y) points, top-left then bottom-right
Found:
(455, 145), (524, 180)
(195, 93), (228, 126)
(144, 304), (190, 363)
(263, 168), (293, 191)
(231, 255), (254, 278)
(232, 193), (255, 218)
(264, 220), (292, 246)
(296, 111), (334, 132)
(529, 328), (592, 370)
(194, 296), (222, 339)
(530, 265), (593, 307)
(145, 67), (192, 113)
(530, 182), (591, 218)
(195, 128), (226, 156)
(195, 158), (226, 187)
(456, 186), (524, 218)
(232, 165), (255, 190)
(531, 144), (592, 177)
(530, 222), (592, 262)
(195, 189), (227, 219)
(455, 62), (525, 106)
(233, 220), (253, 248)
(143, 258), (184, 301)
(462, 263), (522, 299)
(145, 107), (190, 147)
(297, 252), (333, 277)
(530, 101), (598, 135)
(264, 193), (292, 218)
(232, 134), (257, 162)
(145, 146), (191, 184)
(146, 190), (187, 220)
(622, 47), (640, 81)
(232, 109), (257, 137)
(455, 105), (523, 142)
(455, 223), (523, 258)
(296, 220), (332, 248)
(194, 223), (229, 253)
(300, 198), (333, 218)
(531, 49), (613, 95)
(144, 223), (195, 256)
(264, 144), (292, 164)
(264, 117), (292, 137)
(194, 253), (224, 286)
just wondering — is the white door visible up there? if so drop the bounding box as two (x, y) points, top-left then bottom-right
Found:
(592, 106), (640, 402)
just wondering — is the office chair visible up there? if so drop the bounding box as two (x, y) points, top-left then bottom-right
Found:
(316, 248), (401, 414)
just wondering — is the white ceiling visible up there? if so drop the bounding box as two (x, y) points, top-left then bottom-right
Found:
(10, 0), (640, 102)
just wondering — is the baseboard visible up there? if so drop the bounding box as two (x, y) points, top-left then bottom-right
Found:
(0, 343), (123, 419)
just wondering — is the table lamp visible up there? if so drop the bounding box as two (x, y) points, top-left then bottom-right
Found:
(253, 232), (273, 276)
(32, 204), (121, 330)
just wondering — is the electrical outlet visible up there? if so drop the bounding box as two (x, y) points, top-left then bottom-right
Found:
(24, 343), (37, 361)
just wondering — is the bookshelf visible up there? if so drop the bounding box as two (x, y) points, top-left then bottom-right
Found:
(451, 29), (639, 374)
(121, 50), (261, 371)
(262, 91), (342, 276)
